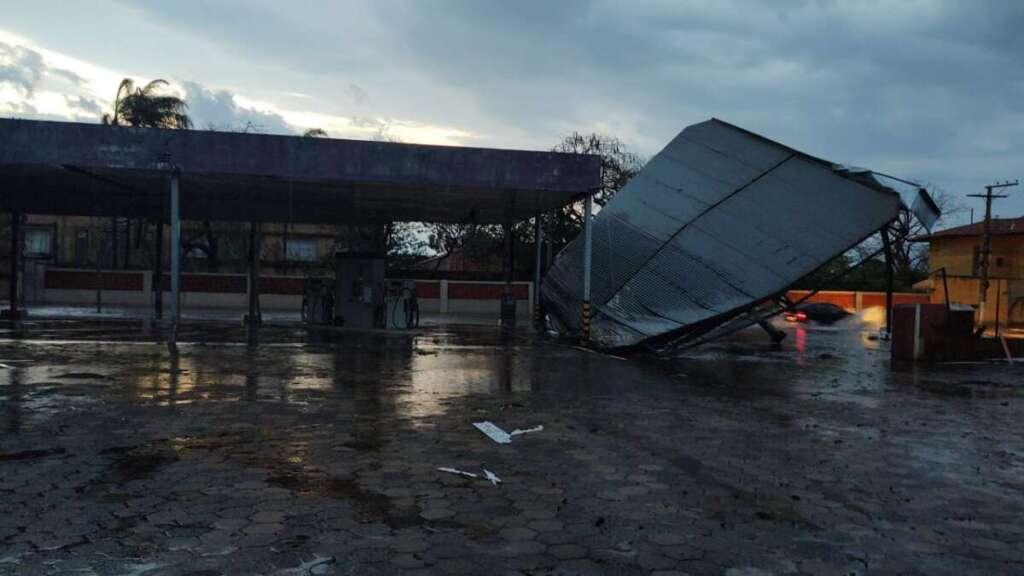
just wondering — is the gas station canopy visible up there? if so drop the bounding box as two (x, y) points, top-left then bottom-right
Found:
(0, 119), (601, 224)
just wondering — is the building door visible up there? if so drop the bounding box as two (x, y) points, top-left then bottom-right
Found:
(75, 230), (90, 268)
(22, 260), (45, 304)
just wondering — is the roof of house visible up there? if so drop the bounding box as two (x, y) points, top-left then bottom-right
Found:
(911, 216), (1024, 242)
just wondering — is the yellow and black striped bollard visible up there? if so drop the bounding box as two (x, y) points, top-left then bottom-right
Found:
(580, 300), (592, 344)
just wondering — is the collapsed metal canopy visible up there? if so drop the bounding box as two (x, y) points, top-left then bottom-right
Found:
(543, 118), (935, 350)
(0, 119), (600, 224)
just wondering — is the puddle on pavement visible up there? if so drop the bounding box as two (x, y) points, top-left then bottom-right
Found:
(110, 448), (180, 480)
(52, 372), (109, 380)
(0, 447), (66, 462)
(266, 472), (425, 529)
(915, 379), (1023, 398)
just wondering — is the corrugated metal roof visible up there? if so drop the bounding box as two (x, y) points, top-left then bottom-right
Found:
(542, 119), (910, 350)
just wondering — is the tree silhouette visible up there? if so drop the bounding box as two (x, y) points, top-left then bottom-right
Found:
(102, 78), (191, 129)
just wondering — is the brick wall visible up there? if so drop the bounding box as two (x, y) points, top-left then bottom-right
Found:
(786, 290), (929, 311)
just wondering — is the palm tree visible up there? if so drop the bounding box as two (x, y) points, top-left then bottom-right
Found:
(100, 78), (192, 269)
(102, 78), (192, 129)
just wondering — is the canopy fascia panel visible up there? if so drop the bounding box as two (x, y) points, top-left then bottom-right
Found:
(0, 119), (601, 224)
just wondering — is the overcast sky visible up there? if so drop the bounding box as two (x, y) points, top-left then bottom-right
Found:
(1, 0), (1021, 222)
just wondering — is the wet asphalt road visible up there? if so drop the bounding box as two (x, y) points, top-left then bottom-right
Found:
(0, 316), (1021, 575)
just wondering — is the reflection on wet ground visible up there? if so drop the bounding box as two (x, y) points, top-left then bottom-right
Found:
(0, 315), (1021, 575)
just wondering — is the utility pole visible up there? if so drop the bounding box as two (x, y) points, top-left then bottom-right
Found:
(967, 180), (1018, 330)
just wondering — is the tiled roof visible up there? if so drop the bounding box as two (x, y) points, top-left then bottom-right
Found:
(912, 216), (1024, 241)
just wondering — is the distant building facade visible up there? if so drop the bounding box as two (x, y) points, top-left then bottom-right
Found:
(2, 215), (342, 308)
(2, 216), (535, 318)
(19, 215), (340, 274)
(913, 217), (1024, 330)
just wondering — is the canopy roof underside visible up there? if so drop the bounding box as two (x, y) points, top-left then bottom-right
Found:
(0, 119), (601, 224)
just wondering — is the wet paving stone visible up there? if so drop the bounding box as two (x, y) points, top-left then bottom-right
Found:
(0, 320), (1021, 574)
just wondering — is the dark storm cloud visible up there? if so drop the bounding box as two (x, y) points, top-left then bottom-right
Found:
(113, 1), (374, 74)
(182, 80), (294, 134)
(362, 0), (1023, 215)
(0, 41), (85, 96)
(65, 95), (102, 116)
(0, 42), (46, 95)
(39, 1), (1024, 214)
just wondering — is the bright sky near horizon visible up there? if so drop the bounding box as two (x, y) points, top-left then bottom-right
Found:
(1, 1), (1021, 223)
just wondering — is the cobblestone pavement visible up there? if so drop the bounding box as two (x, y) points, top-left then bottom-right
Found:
(0, 318), (1021, 575)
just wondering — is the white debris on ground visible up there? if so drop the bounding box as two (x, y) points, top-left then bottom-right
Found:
(473, 421), (511, 444)
(510, 425), (543, 437)
(473, 421), (543, 443)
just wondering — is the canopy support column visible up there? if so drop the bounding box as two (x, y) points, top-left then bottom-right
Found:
(581, 193), (593, 343)
(169, 170), (181, 347)
(154, 220), (163, 319)
(248, 221), (261, 345)
(533, 213), (543, 329)
(881, 226), (894, 338)
(5, 209), (20, 320)
(501, 219), (516, 327)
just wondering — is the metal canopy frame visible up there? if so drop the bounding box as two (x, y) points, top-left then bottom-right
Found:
(541, 118), (935, 350)
(0, 119), (600, 224)
(1, 119), (602, 337)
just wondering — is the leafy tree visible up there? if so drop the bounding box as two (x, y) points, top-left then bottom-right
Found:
(885, 187), (963, 286)
(102, 78), (192, 129)
(545, 132), (644, 252)
(98, 78), (191, 269)
(303, 127), (328, 138)
(852, 187), (964, 289)
(422, 132), (644, 274)
(797, 187), (964, 291)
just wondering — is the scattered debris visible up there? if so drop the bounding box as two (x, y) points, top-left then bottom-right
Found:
(473, 421), (512, 444)
(510, 425), (544, 437)
(474, 421), (543, 444)
(438, 467), (503, 486)
(542, 118), (940, 350)
(438, 467), (479, 479)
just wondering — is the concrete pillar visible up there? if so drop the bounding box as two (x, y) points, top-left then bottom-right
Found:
(6, 210), (20, 319)
(501, 220), (516, 326)
(855, 291), (864, 313)
(154, 220), (163, 319)
(440, 280), (449, 314)
(527, 282), (534, 321)
(110, 217), (118, 270)
(581, 193), (594, 342)
(248, 221), (260, 345)
(881, 227), (893, 336)
(169, 171), (181, 345)
(504, 221), (514, 284)
(533, 213), (543, 328)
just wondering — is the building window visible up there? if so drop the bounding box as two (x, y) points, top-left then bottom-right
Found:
(24, 227), (54, 258)
(285, 238), (318, 262)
